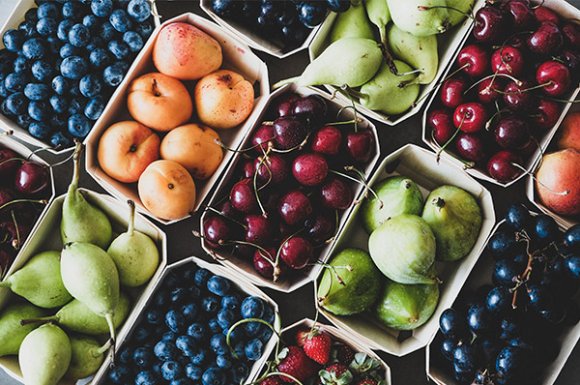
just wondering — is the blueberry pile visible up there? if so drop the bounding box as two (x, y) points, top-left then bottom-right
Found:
(210, 0), (350, 50)
(104, 263), (276, 385)
(435, 204), (580, 385)
(0, 0), (155, 148)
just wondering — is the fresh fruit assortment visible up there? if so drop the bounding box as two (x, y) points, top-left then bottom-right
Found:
(291, 0), (473, 118)
(256, 320), (387, 385)
(0, 143), (51, 278)
(209, 0), (351, 52)
(96, 20), (258, 222)
(426, 0), (579, 184)
(200, 88), (377, 287)
(100, 260), (277, 385)
(0, 0), (156, 148)
(433, 205), (580, 385)
(318, 173), (483, 331)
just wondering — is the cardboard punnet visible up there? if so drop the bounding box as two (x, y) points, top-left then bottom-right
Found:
(0, 0), (162, 156)
(427, 219), (580, 385)
(422, 0), (580, 188)
(308, 0), (486, 127)
(314, 144), (495, 356)
(0, 189), (168, 385)
(199, 0), (323, 59)
(200, 83), (380, 293)
(85, 12), (271, 225)
(526, 103), (579, 229)
(0, 135), (55, 279)
(91, 256), (282, 385)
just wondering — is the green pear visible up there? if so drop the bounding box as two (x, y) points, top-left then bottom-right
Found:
(318, 248), (383, 316)
(0, 251), (73, 308)
(447, 0), (475, 27)
(61, 142), (112, 249)
(66, 335), (111, 380)
(0, 303), (46, 356)
(61, 242), (120, 343)
(422, 185), (482, 261)
(298, 38), (383, 88)
(387, 24), (438, 84)
(21, 293), (130, 336)
(387, 0), (450, 36)
(368, 214), (437, 284)
(366, 0), (398, 74)
(358, 60), (420, 115)
(374, 280), (439, 330)
(19, 323), (71, 385)
(330, 1), (374, 42)
(361, 176), (424, 233)
(107, 200), (159, 287)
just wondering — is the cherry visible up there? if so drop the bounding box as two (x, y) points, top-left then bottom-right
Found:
(320, 177), (353, 210)
(473, 6), (510, 43)
(487, 150), (523, 182)
(428, 109), (455, 145)
(0, 219), (31, 250)
(518, 139), (537, 158)
(527, 22), (564, 55)
(536, 60), (571, 97)
(491, 46), (525, 77)
(455, 133), (489, 162)
(274, 92), (300, 117)
(531, 99), (561, 132)
(203, 215), (232, 249)
(503, 80), (536, 112)
(278, 190), (312, 226)
(562, 22), (580, 49)
(504, 0), (535, 30)
(273, 116), (308, 150)
(493, 116), (531, 150)
(255, 154), (289, 185)
(533, 6), (560, 25)
(230, 178), (258, 213)
(253, 248), (278, 278)
(280, 236), (313, 270)
(262, 191), (281, 214)
(292, 95), (327, 123)
(311, 125), (342, 156)
(241, 159), (256, 179)
(477, 77), (504, 104)
(346, 131), (375, 163)
(440, 77), (468, 108)
(14, 162), (49, 196)
(453, 103), (489, 133)
(0, 148), (18, 180)
(216, 200), (239, 220)
(244, 214), (272, 244)
(559, 49), (580, 76)
(305, 211), (336, 244)
(251, 124), (275, 154)
(0, 188), (14, 207)
(292, 153), (329, 187)
(456, 44), (490, 78)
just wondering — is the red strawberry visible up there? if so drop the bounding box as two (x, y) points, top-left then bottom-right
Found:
(302, 329), (332, 365)
(260, 376), (283, 385)
(356, 378), (378, 385)
(296, 329), (309, 347)
(333, 343), (355, 365)
(319, 363), (353, 385)
(277, 346), (319, 383)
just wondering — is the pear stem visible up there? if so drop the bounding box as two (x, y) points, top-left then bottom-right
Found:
(378, 27), (398, 75)
(434, 198), (446, 209)
(0, 199), (48, 212)
(417, 5), (474, 20)
(0, 281), (10, 288)
(126, 200), (136, 237)
(272, 76), (301, 90)
(69, 141), (83, 193)
(20, 316), (55, 326)
(105, 313), (116, 364)
(95, 339), (113, 357)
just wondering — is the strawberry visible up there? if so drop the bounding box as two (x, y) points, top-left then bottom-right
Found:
(333, 342), (355, 365)
(277, 346), (319, 383)
(296, 329), (310, 347)
(356, 378), (378, 385)
(260, 376), (283, 385)
(319, 363), (353, 385)
(301, 329), (332, 365)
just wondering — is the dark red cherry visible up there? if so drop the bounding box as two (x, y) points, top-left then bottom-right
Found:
(280, 236), (313, 270)
(440, 77), (468, 108)
(311, 125), (342, 156)
(320, 177), (353, 210)
(531, 99), (561, 132)
(244, 214), (272, 244)
(491, 46), (525, 77)
(0, 148), (19, 180)
(251, 124), (275, 154)
(203, 215), (232, 249)
(292, 153), (329, 187)
(456, 44), (490, 78)
(14, 162), (49, 196)
(346, 131), (375, 163)
(216, 200), (239, 219)
(487, 150), (523, 183)
(562, 22), (580, 49)
(305, 211), (336, 244)
(559, 49), (580, 76)
(477, 77), (504, 104)
(455, 133), (489, 162)
(230, 178), (258, 213)
(0, 220), (31, 250)
(292, 95), (327, 123)
(527, 22), (564, 55)
(473, 7), (510, 43)
(0, 187), (14, 207)
(273, 116), (308, 150)
(278, 190), (312, 226)
(254, 154), (289, 185)
(493, 116), (531, 150)
(503, 80), (536, 112)
(453, 103), (489, 133)
(241, 159), (256, 179)
(534, 6), (560, 25)
(504, 1), (535, 30)
(428, 109), (455, 145)
(253, 248), (278, 278)
(274, 92), (300, 117)
(536, 60), (572, 97)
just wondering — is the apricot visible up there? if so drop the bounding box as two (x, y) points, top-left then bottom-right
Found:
(536, 148), (580, 217)
(557, 112), (580, 151)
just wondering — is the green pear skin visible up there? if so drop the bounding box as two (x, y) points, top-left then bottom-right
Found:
(318, 248), (383, 316)
(0, 251), (73, 309)
(19, 323), (71, 385)
(387, 0), (450, 36)
(330, 1), (374, 42)
(447, 0), (475, 27)
(299, 38), (383, 88)
(0, 303), (46, 356)
(366, 0), (391, 43)
(66, 335), (110, 380)
(387, 24), (438, 84)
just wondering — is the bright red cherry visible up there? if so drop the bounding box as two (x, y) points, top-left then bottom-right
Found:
(241, 159), (255, 179)
(530, 99), (561, 132)
(320, 177), (353, 210)
(253, 248), (278, 278)
(487, 150), (523, 183)
(292, 153), (329, 187)
(456, 44), (490, 78)
(504, 0), (535, 30)
(503, 80), (536, 112)
(477, 77), (504, 104)
(536, 60), (572, 97)
(230, 178), (258, 213)
(251, 124), (275, 154)
(311, 125), (342, 156)
(533, 6), (560, 25)
(278, 190), (312, 226)
(491, 46), (525, 77)
(440, 77), (468, 108)
(455, 133), (489, 162)
(274, 93), (300, 117)
(202, 215), (232, 249)
(527, 22), (564, 55)
(453, 103), (489, 133)
(305, 211), (336, 244)
(346, 131), (375, 163)
(473, 6), (510, 43)
(428, 109), (455, 145)
(280, 236), (313, 270)
(244, 214), (272, 244)
(14, 162), (49, 195)
(254, 154), (289, 185)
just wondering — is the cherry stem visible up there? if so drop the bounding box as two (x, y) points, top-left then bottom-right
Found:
(0, 199), (47, 212)
(510, 162), (570, 196)
(325, 118), (360, 126)
(436, 114), (464, 162)
(253, 148), (273, 217)
(338, 86), (361, 132)
(464, 73), (522, 95)
(10, 210), (20, 250)
(330, 167), (383, 208)
(270, 133), (310, 154)
(204, 206), (247, 229)
(485, 108), (509, 131)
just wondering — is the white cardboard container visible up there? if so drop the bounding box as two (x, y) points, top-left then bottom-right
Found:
(91, 256), (282, 385)
(85, 12), (271, 225)
(427, 219), (580, 385)
(526, 103), (579, 229)
(258, 318), (392, 385)
(0, 135), (55, 279)
(314, 144), (495, 357)
(0, 189), (168, 385)
(199, 0), (323, 59)
(308, 0), (485, 127)
(200, 83), (380, 293)
(0, 0), (162, 155)
(421, 0), (580, 188)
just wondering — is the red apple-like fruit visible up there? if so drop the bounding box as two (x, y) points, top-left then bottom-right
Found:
(536, 149), (580, 216)
(557, 112), (580, 151)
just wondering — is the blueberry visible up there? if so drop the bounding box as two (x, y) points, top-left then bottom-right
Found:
(203, 296), (220, 314)
(3, 29), (25, 52)
(216, 354), (232, 369)
(187, 322), (206, 340)
(110, 9), (132, 32)
(103, 62), (126, 86)
(564, 224), (580, 251)
(83, 14), (99, 31)
(52, 75), (68, 95)
(49, 115), (67, 131)
(31, 60), (54, 82)
(533, 215), (559, 244)
(505, 203), (530, 231)
(208, 317), (221, 334)
(1, 100), (12, 116)
(194, 268), (211, 287)
(258, 326), (273, 342)
(466, 303), (493, 333)
(25, 8), (39, 23)
(37, 2), (59, 19)
(169, 379), (191, 385)
(17, 113), (33, 128)
(68, 23), (90, 47)
(83, 96), (105, 121)
(133, 346), (154, 367)
(244, 338), (263, 361)
(22, 38), (46, 60)
(135, 21), (153, 38)
(165, 309), (186, 333)
(57, 19), (74, 41)
(241, 296), (265, 319)
(487, 231), (516, 258)
(123, 31), (144, 52)
(61, 56), (88, 79)
(211, 0), (239, 18)
(231, 362), (249, 383)
(233, 341), (244, 358)
(62, 1), (85, 19)
(69, 82), (82, 97)
(216, 309), (234, 330)
(486, 286), (511, 314)
(118, 347), (133, 365)
(47, 36), (61, 54)
(49, 94), (68, 115)
(224, 325), (242, 342)
(244, 321), (262, 337)
(68, 98), (85, 115)
(36, 17), (58, 36)
(24, 83), (50, 101)
(4, 93), (28, 115)
(12, 56), (29, 74)
(67, 113), (91, 138)
(439, 308), (468, 337)
(185, 364), (202, 381)
(262, 304), (275, 324)
(0, 82), (7, 98)
(168, 287), (188, 303)
(5, 72), (27, 93)
(28, 100), (50, 121)
(176, 335), (197, 356)
(107, 40), (130, 60)
(99, 21), (117, 41)
(326, 0), (350, 12)
(89, 48), (111, 69)
(526, 283), (554, 310)
(207, 276), (231, 297)
(182, 302), (198, 322)
(92, 0), (113, 17)
(133, 325), (152, 342)
(127, 0), (151, 22)
(59, 43), (79, 59)
(190, 349), (206, 366)
(161, 361), (183, 381)
(108, 366), (131, 384)
(0, 50), (16, 74)
(135, 370), (159, 385)
(221, 295), (240, 312)
(210, 334), (228, 355)
(202, 367), (226, 385)
(18, 21), (37, 38)
(297, 2), (327, 28)
(79, 74), (102, 98)
(154, 340), (178, 361)
(493, 259), (521, 287)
